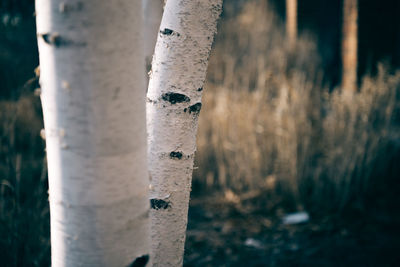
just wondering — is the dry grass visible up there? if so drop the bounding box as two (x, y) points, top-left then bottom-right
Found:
(194, 0), (400, 209)
(0, 95), (50, 266)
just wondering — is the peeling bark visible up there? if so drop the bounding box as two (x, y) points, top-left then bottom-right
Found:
(35, 0), (150, 266)
(146, 0), (223, 266)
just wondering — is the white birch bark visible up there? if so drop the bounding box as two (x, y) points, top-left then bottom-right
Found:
(35, 1), (150, 266)
(143, 0), (164, 75)
(146, 0), (222, 266)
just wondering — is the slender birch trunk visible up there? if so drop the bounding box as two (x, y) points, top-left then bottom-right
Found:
(143, 0), (164, 75)
(286, 0), (297, 49)
(36, 1), (150, 266)
(146, 0), (222, 265)
(342, 0), (358, 92)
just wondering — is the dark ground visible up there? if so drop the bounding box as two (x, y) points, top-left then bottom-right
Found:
(184, 185), (400, 267)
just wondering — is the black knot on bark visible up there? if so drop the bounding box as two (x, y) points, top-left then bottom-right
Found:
(40, 33), (62, 47)
(160, 28), (173, 35)
(197, 87), (203, 92)
(160, 28), (180, 36)
(188, 103), (202, 114)
(170, 151), (183, 159)
(150, 199), (170, 210)
(161, 92), (190, 104)
(129, 255), (149, 267)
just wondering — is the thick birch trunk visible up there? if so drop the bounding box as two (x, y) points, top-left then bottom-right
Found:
(146, 0), (222, 265)
(143, 0), (164, 75)
(342, 0), (358, 92)
(35, 1), (150, 266)
(286, 0), (297, 49)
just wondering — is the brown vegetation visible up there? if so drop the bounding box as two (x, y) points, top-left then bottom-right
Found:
(0, 95), (49, 266)
(195, 0), (400, 210)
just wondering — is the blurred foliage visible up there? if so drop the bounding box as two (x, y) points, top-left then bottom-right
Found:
(1, 3), (48, 266)
(195, 0), (400, 210)
(0, 95), (49, 266)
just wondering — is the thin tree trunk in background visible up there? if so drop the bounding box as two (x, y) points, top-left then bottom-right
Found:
(286, 0), (297, 49)
(146, 0), (222, 265)
(342, 0), (358, 92)
(35, 1), (150, 266)
(143, 0), (164, 75)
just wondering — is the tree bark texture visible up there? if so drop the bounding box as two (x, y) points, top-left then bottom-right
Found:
(286, 0), (297, 49)
(146, 0), (222, 266)
(35, 1), (150, 266)
(342, 0), (358, 91)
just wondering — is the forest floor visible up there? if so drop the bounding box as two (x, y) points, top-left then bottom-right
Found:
(184, 185), (400, 267)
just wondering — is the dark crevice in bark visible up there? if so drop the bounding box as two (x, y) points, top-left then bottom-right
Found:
(40, 33), (62, 46)
(184, 102), (202, 114)
(39, 33), (86, 47)
(161, 92), (190, 104)
(197, 87), (203, 91)
(160, 28), (180, 36)
(170, 151), (183, 159)
(150, 199), (170, 210)
(129, 255), (149, 267)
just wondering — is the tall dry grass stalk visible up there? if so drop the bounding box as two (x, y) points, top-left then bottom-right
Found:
(195, 0), (400, 208)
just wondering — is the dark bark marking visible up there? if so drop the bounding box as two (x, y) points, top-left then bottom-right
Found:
(150, 199), (170, 210)
(39, 33), (85, 48)
(147, 97), (157, 104)
(160, 28), (180, 36)
(160, 28), (173, 35)
(129, 255), (149, 267)
(161, 92), (190, 104)
(40, 33), (62, 46)
(197, 87), (203, 92)
(170, 151), (183, 159)
(187, 103), (202, 114)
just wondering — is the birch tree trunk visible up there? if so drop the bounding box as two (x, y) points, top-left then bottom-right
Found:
(35, 1), (150, 266)
(146, 0), (222, 265)
(286, 0), (297, 49)
(143, 0), (164, 75)
(342, 0), (358, 92)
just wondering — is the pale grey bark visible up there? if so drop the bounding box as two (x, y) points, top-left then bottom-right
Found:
(146, 0), (223, 266)
(143, 0), (164, 75)
(35, 1), (150, 266)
